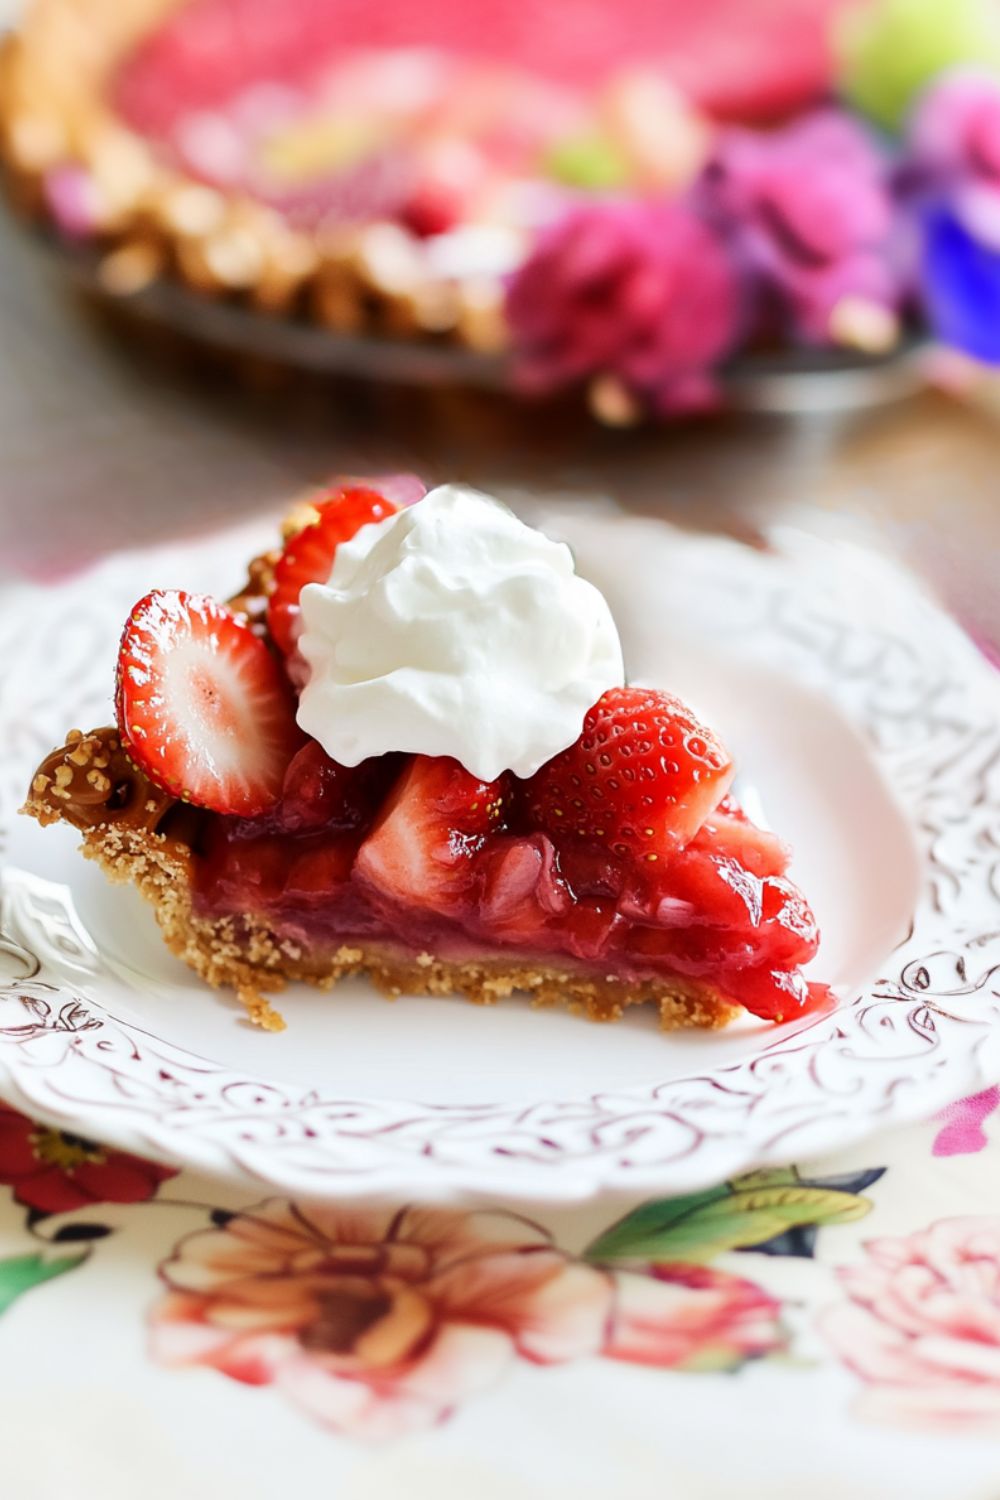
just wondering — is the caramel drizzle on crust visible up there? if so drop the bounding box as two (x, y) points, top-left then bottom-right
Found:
(21, 726), (176, 834)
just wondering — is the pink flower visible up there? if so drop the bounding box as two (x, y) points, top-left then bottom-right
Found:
(150, 1200), (784, 1438)
(907, 70), (1000, 251)
(506, 199), (742, 414)
(605, 1263), (785, 1372)
(707, 110), (897, 343)
(819, 1217), (1000, 1431)
(910, 70), (1000, 188)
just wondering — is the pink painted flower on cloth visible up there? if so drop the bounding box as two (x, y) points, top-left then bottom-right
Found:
(150, 1199), (785, 1438)
(932, 1087), (1000, 1157)
(506, 198), (742, 414)
(819, 1216), (1000, 1431)
(706, 109), (897, 343)
(605, 1263), (785, 1372)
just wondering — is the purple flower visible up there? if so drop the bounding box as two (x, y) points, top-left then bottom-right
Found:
(705, 110), (898, 344)
(505, 199), (742, 415)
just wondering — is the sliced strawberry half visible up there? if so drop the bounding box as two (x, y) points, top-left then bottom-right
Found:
(355, 755), (511, 915)
(115, 589), (301, 816)
(526, 686), (734, 862)
(267, 484), (404, 654)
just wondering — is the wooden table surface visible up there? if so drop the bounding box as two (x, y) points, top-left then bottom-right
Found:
(2, 209), (999, 655)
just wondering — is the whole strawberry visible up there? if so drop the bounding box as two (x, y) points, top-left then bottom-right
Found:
(526, 686), (734, 861)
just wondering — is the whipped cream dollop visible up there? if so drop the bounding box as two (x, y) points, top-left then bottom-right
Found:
(296, 485), (625, 781)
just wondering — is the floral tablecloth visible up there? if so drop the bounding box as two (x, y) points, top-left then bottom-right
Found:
(3, 1090), (1000, 1499)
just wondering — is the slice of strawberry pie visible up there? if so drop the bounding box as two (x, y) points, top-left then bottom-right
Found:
(23, 481), (821, 1032)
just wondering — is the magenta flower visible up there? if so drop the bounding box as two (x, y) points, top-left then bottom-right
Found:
(506, 199), (742, 414)
(706, 110), (897, 344)
(932, 1086), (1000, 1157)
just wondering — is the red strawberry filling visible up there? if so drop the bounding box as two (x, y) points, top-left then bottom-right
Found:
(191, 740), (820, 1023)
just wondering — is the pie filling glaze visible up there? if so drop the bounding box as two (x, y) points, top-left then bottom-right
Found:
(22, 485), (824, 1032)
(194, 749), (819, 1013)
(24, 726), (820, 1033)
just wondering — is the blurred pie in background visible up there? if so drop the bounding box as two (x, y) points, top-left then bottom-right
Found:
(3, 0), (1000, 418)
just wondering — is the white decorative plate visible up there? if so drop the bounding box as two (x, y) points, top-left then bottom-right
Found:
(2, 502), (1000, 1202)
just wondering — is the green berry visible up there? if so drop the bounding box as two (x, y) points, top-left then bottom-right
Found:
(545, 134), (630, 191)
(836, 0), (1000, 132)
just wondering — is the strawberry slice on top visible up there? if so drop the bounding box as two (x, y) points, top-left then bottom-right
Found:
(356, 755), (513, 915)
(116, 589), (301, 816)
(526, 685), (734, 861)
(267, 484), (403, 655)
